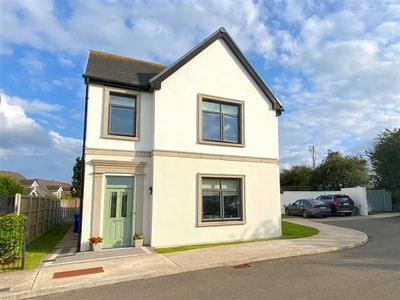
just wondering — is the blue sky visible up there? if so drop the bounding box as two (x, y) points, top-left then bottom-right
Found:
(1, 0), (399, 183)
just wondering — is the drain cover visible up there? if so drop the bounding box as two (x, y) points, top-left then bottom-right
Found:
(231, 263), (250, 269)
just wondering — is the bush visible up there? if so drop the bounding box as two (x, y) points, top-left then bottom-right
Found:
(0, 174), (24, 197)
(0, 213), (27, 265)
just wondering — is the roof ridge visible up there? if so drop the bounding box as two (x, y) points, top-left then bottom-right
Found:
(89, 49), (167, 68)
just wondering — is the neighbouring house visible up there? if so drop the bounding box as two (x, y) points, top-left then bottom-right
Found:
(0, 170), (72, 198)
(80, 27), (284, 251)
(20, 179), (72, 198)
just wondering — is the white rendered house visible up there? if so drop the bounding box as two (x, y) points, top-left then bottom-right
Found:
(80, 27), (284, 251)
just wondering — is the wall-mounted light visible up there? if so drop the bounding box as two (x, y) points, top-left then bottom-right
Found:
(148, 186), (153, 195)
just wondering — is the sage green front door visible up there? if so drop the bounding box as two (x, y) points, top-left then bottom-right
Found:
(103, 176), (134, 248)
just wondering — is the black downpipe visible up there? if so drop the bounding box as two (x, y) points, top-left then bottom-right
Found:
(77, 77), (90, 252)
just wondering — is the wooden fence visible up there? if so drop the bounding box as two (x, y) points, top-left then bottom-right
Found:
(14, 195), (79, 244)
(58, 199), (80, 224)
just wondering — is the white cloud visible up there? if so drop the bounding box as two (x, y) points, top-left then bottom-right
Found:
(0, 92), (81, 181)
(0, 93), (52, 150)
(8, 95), (63, 114)
(58, 55), (75, 67)
(1, 1), (276, 63)
(19, 52), (45, 74)
(49, 130), (81, 153)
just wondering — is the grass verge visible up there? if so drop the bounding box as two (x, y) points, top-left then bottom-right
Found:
(368, 211), (393, 215)
(156, 220), (319, 254)
(24, 225), (71, 269)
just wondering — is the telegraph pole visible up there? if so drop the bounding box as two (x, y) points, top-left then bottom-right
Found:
(308, 146), (316, 170)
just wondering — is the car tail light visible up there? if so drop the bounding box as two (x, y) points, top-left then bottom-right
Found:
(333, 199), (339, 206)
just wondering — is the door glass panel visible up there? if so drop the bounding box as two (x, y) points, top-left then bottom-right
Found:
(110, 192), (117, 218)
(106, 176), (134, 186)
(121, 192), (127, 217)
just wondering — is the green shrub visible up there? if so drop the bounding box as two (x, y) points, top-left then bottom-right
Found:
(0, 174), (24, 197)
(0, 214), (27, 265)
(354, 205), (361, 216)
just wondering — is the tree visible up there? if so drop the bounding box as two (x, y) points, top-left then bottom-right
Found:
(312, 151), (369, 191)
(0, 174), (24, 197)
(367, 128), (400, 202)
(71, 156), (82, 198)
(280, 165), (314, 191)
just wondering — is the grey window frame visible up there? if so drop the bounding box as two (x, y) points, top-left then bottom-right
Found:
(197, 174), (246, 227)
(102, 86), (140, 141)
(198, 94), (245, 147)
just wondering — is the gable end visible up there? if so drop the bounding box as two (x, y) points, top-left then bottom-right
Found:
(149, 27), (284, 116)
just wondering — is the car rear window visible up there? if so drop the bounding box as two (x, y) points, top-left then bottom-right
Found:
(309, 200), (325, 205)
(336, 196), (352, 202)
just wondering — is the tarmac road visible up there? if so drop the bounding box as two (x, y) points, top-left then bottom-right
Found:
(31, 216), (400, 300)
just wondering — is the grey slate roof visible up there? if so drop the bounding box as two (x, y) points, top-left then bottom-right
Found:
(83, 50), (166, 89)
(0, 170), (26, 181)
(83, 27), (284, 115)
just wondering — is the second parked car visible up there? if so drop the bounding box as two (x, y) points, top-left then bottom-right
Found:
(285, 199), (331, 218)
(316, 194), (355, 216)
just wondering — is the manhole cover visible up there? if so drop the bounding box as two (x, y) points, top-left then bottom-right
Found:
(231, 263), (250, 269)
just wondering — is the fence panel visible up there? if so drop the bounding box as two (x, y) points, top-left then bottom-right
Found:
(367, 190), (392, 212)
(0, 197), (15, 216)
(19, 196), (63, 244)
(2, 196), (79, 245)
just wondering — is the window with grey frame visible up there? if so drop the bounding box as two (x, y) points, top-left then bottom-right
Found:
(108, 92), (136, 136)
(202, 100), (240, 143)
(202, 178), (242, 221)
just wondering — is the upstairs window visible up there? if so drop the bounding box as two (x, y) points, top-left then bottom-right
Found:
(199, 94), (244, 147)
(109, 93), (136, 136)
(103, 87), (140, 141)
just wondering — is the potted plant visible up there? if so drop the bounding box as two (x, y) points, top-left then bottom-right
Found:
(133, 233), (144, 248)
(88, 236), (103, 252)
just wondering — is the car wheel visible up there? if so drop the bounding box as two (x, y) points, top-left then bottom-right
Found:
(302, 210), (309, 218)
(345, 212), (352, 216)
(285, 208), (291, 216)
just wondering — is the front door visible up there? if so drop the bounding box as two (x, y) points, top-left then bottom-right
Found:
(103, 177), (134, 248)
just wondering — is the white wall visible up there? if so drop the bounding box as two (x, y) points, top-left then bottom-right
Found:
(153, 39), (279, 159)
(280, 187), (369, 216)
(151, 155), (281, 247)
(342, 187), (368, 216)
(82, 37), (282, 249)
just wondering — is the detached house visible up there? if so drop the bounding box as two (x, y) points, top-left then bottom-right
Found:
(80, 27), (284, 251)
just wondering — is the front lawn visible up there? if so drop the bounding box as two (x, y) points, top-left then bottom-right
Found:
(24, 225), (71, 269)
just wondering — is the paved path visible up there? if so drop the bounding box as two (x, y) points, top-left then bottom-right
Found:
(2, 214), (397, 300)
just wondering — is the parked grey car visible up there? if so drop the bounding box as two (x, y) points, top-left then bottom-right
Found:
(285, 199), (331, 218)
(316, 194), (355, 216)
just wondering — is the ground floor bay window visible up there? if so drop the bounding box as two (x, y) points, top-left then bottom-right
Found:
(198, 174), (245, 226)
